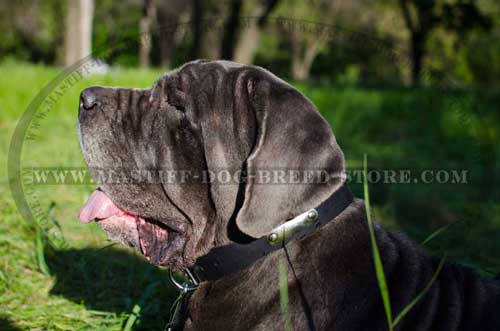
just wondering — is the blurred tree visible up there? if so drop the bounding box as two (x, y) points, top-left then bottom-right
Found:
(92, 0), (143, 66)
(0, 0), (498, 89)
(139, 0), (156, 67)
(190, 0), (202, 59)
(190, 0), (226, 60)
(0, 0), (65, 63)
(64, 0), (94, 65)
(287, 0), (334, 80)
(221, 0), (243, 60)
(363, 0), (411, 84)
(155, 0), (190, 67)
(465, 25), (500, 85)
(398, 0), (490, 85)
(274, 0), (366, 81)
(233, 0), (281, 64)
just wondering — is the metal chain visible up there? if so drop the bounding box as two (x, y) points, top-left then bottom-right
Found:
(164, 269), (199, 331)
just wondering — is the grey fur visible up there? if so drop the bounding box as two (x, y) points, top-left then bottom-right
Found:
(78, 60), (500, 330)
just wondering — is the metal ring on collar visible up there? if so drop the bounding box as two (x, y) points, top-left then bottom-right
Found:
(169, 268), (199, 292)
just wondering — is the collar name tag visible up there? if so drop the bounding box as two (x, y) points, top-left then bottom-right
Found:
(267, 209), (319, 245)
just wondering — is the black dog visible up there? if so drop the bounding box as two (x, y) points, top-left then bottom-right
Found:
(78, 60), (500, 330)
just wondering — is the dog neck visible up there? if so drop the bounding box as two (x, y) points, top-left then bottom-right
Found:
(184, 199), (378, 331)
(187, 184), (354, 283)
(163, 184), (354, 330)
(183, 199), (500, 331)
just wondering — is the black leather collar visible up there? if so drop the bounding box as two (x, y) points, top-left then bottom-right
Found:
(188, 184), (354, 283)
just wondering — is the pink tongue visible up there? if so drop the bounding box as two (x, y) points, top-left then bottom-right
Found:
(79, 190), (124, 223)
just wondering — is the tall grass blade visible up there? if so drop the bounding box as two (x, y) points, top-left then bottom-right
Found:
(421, 221), (460, 246)
(122, 281), (158, 331)
(33, 202), (65, 275)
(122, 304), (141, 331)
(279, 256), (293, 331)
(363, 154), (393, 331)
(35, 220), (49, 275)
(46, 201), (67, 249)
(393, 254), (447, 326)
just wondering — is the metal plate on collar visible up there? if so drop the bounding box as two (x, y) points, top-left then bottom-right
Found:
(267, 209), (319, 245)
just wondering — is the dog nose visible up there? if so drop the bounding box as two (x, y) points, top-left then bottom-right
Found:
(80, 87), (104, 110)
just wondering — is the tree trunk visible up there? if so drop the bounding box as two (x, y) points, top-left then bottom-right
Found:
(139, 0), (156, 68)
(156, 0), (189, 68)
(398, 0), (432, 86)
(157, 17), (177, 68)
(200, 20), (223, 60)
(410, 32), (424, 85)
(233, 22), (260, 64)
(190, 0), (225, 60)
(190, 0), (203, 60)
(291, 35), (322, 81)
(64, 0), (94, 66)
(221, 0), (243, 60)
(233, 0), (280, 64)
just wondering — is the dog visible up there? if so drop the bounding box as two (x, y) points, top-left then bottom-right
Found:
(77, 60), (500, 330)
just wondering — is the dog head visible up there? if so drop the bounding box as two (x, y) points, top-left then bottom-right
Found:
(77, 60), (345, 268)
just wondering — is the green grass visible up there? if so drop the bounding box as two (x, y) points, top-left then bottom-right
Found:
(296, 82), (500, 271)
(278, 256), (292, 331)
(0, 61), (499, 330)
(0, 62), (175, 330)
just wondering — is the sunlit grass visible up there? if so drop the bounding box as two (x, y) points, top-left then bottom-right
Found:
(0, 61), (172, 331)
(279, 256), (292, 331)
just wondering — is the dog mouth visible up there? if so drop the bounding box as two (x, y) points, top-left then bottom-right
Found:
(79, 189), (180, 265)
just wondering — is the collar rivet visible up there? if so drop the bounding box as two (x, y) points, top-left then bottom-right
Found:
(268, 232), (279, 243)
(307, 209), (319, 222)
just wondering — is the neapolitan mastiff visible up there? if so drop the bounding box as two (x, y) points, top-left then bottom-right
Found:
(77, 60), (500, 331)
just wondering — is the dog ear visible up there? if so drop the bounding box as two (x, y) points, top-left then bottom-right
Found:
(234, 76), (346, 238)
(165, 61), (346, 241)
(192, 65), (258, 226)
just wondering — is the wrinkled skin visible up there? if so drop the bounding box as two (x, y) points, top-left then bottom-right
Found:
(78, 60), (500, 330)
